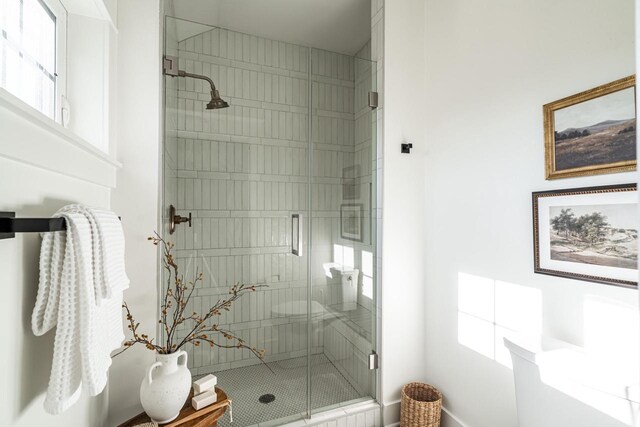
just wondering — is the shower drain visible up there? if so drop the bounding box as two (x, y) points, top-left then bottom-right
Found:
(259, 393), (276, 404)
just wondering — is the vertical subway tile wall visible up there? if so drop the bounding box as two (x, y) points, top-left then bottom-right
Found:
(168, 25), (376, 398)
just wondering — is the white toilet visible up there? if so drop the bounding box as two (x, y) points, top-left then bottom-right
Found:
(505, 334), (639, 427)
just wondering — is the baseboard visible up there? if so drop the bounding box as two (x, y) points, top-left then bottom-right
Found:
(382, 400), (400, 426)
(442, 406), (465, 427)
(382, 401), (465, 427)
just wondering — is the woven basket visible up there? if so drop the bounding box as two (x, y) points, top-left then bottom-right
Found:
(400, 382), (442, 427)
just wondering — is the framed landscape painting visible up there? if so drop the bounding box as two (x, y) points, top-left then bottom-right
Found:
(533, 184), (638, 289)
(543, 75), (636, 179)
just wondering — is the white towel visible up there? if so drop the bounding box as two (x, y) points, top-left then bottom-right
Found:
(68, 205), (129, 302)
(32, 206), (129, 414)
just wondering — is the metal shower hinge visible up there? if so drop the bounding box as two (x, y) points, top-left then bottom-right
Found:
(163, 55), (179, 76)
(368, 91), (378, 109)
(368, 351), (379, 370)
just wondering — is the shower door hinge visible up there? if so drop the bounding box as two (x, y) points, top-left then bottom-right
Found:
(368, 351), (379, 370)
(163, 55), (179, 76)
(368, 91), (378, 109)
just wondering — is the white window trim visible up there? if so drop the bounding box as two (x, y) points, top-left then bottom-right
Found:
(0, 86), (121, 187)
(43, 0), (68, 124)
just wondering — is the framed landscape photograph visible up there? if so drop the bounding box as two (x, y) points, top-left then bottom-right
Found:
(533, 184), (638, 288)
(340, 204), (362, 241)
(543, 75), (636, 179)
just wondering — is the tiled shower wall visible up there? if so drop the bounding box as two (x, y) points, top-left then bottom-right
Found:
(174, 28), (313, 374)
(168, 26), (376, 375)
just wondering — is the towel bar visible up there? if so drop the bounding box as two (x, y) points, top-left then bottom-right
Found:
(0, 211), (120, 240)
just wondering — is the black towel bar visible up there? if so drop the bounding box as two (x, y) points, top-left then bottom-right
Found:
(0, 211), (120, 240)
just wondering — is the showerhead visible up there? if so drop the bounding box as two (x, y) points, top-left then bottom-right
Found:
(207, 90), (230, 110)
(169, 67), (230, 110)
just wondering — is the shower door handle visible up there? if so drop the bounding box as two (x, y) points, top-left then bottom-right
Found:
(291, 214), (302, 256)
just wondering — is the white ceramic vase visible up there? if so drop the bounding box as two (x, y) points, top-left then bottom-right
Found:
(140, 350), (192, 424)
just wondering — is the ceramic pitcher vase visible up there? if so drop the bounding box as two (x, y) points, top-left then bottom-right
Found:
(140, 350), (192, 423)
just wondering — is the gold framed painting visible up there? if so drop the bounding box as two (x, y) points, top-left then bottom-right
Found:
(543, 75), (636, 180)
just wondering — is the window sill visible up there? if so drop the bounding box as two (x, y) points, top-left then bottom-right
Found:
(0, 88), (121, 188)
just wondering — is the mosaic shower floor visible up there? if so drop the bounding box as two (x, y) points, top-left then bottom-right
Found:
(214, 354), (360, 427)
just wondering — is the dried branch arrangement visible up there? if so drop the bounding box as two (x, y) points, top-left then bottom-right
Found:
(114, 233), (268, 368)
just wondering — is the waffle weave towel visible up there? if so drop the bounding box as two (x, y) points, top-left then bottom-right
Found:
(32, 205), (129, 414)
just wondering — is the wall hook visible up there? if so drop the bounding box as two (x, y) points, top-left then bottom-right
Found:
(401, 143), (413, 154)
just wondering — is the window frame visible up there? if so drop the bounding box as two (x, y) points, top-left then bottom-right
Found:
(45, 0), (67, 124)
(0, 0), (67, 122)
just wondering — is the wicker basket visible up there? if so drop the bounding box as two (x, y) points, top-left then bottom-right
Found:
(400, 382), (442, 427)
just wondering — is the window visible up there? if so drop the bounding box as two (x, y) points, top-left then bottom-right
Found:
(0, 0), (66, 121)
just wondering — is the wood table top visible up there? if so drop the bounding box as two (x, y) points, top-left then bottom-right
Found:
(118, 387), (229, 427)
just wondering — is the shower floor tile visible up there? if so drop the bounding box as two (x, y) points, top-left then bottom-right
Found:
(213, 354), (361, 427)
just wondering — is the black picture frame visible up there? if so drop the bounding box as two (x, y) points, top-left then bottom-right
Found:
(532, 183), (637, 289)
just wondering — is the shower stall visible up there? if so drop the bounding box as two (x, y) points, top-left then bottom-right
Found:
(162, 15), (379, 426)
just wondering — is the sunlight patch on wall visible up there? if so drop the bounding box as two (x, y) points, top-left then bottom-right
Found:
(457, 272), (542, 367)
(361, 250), (373, 299)
(334, 244), (355, 269)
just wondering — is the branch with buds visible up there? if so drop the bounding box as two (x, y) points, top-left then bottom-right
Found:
(113, 233), (271, 372)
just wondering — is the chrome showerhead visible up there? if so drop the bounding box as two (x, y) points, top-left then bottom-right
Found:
(206, 90), (230, 109)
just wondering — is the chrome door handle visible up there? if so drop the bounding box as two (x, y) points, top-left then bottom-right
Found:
(291, 214), (301, 256)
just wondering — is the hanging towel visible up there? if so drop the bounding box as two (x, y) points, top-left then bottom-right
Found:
(32, 205), (129, 415)
(73, 205), (129, 302)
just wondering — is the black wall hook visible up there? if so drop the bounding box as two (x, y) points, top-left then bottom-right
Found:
(401, 143), (413, 154)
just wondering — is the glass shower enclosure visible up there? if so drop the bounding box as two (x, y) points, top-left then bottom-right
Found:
(163, 16), (378, 426)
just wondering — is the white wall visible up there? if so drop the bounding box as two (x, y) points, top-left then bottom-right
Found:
(424, 1), (637, 426)
(380, 0), (428, 424)
(0, 88), (116, 427)
(108, 0), (162, 424)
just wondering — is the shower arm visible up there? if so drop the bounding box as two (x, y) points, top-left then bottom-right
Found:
(178, 70), (218, 94)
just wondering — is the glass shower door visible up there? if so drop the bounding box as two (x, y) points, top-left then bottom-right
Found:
(309, 49), (378, 412)
(163, 17), (311, 426)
